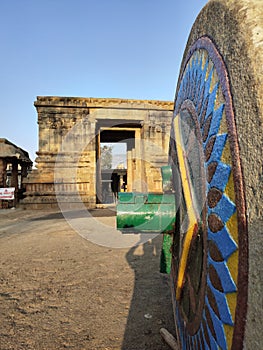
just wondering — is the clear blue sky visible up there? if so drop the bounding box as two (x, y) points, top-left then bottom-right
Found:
(0, 0), (207, 162)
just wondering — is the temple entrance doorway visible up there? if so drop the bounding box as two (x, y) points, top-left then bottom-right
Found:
(96, 127), (137, 205)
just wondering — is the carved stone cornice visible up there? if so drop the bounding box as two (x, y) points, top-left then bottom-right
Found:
(34, 96), (174, 111)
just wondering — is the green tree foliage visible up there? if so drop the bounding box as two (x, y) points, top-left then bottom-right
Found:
(100, 145), (113, 169)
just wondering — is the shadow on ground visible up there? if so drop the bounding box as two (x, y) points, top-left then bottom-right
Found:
(122, 236), (175, 350)
(30, 208), (116, 221)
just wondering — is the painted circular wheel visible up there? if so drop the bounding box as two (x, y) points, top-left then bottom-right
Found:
(169, 36), (248, 349)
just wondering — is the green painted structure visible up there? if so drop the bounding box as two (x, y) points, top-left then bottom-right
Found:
(116, 165), (175, 273)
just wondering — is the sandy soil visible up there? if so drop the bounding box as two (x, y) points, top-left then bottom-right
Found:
(0, 208), (176, 350)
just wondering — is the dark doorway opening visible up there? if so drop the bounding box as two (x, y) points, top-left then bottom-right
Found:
(96, 128), (136, 205)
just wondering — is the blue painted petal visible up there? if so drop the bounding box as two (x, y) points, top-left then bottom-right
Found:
(179, 74), (187, 98)
(204, 67), (213, 98)
(191, 76), (198, 102)
(192, 52), (199, 69)
(199, 322), (211, 350)
(185, 70), (191, 98)
(177, 83), (183, 99)
(207, 324), (219, 350)
(185, 69), (191, 99)
(176, 90), (183, 109)
(197, 80), (206, 119)
(202, 57), (210, 85)
(208, 194), (236, 224)
(194, 56), (203, 97)
(192, 335), (198, 349)
(207, 277), (234, 325)
(197, 329), (203, 349)
(208, 257), (237, 293)
(190, 57), (197, 76)
(191, 64), (198, 101)
(197, 59), (210, 119)
(205, 82), (219, 121)
(194, 72), (202, 105)
(206, 296), (227, 350)
(199, 324), (205, 349)
(193, 332), (199, 349)
(208, 226), (238, 260)
(189, 74), (196, 101)
(208, 161), (231, 192)
(205, 133), (228, 164)
(187, 334), (193, 349)
(176, 307), (186, 348)
(208, 104), (225, 138)
(202, 310), (217, 349)
(199, 93), (210, 126)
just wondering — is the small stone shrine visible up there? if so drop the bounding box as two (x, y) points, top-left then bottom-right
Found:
(0, 138), (32, 208)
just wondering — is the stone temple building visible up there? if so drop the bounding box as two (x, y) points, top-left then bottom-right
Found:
(0, 138), (32, 208)
(21, 97), (174, 209)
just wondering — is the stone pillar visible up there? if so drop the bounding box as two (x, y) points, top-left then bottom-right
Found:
(133, 129), (142, 192)
(0, 159), (6, 188)
(119, 174), (124, 191)
(10, 161), (18, 206)
(10, 162), (18, 189)
(126, 150), (133, 192)
(20, 164), (29, 189)
(0, 159), (6, 208)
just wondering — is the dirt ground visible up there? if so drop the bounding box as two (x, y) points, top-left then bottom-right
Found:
(0, 207), (176, 350)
